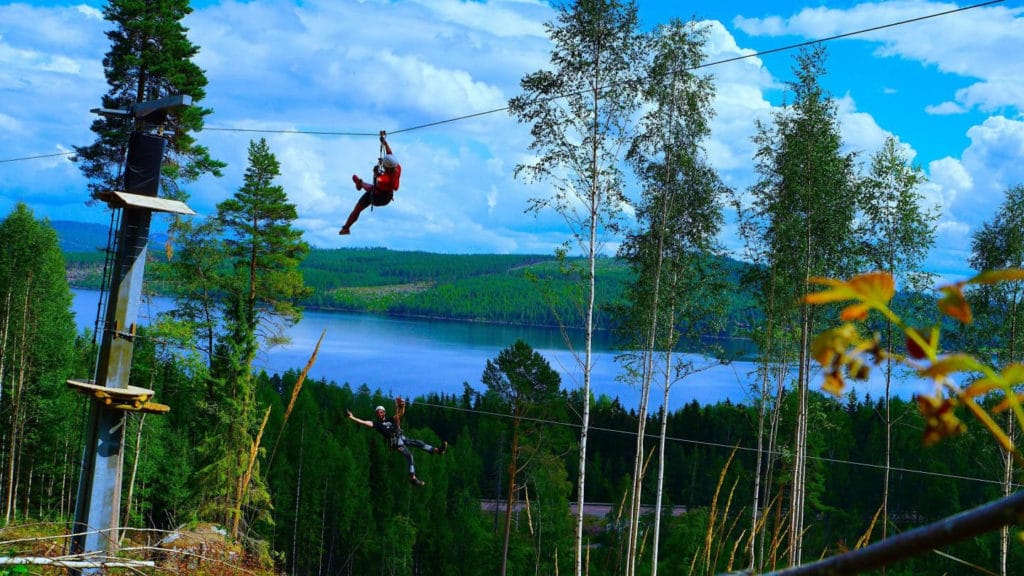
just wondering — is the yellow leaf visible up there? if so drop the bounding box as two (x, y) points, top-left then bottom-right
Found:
(805, 272), (895, 307)
(962, 379), (999, 399)
(840, 303), (869, 321)
(805, 277), (856, 304)
(937, 283), (972, 324)
(848, 271), (895, 303)
(969, 269), (1024, 285)
(1000, 363), (1024, 387)
(822, 373), (845, 396)
(919, 353), (985, 379)
(916, 394), (966, 446)
(809, 325), (858, 365)
(991, 393), (1024, 414)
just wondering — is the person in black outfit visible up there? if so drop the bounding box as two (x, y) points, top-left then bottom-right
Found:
(346, 396), (446, 486)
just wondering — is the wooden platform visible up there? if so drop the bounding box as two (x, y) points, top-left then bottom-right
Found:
(96, 190), (195, 215)
(67, 379), (170, 414)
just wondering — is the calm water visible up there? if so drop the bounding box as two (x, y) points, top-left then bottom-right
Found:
(71, 289), (930, 411)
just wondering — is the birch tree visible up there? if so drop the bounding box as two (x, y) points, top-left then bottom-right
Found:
(856, 135), (936, 546)
(508, 2), (645, 573)
(617, 18), (728, 576)
(742, 46), (859, 566)
(966, 183), (1024, 576)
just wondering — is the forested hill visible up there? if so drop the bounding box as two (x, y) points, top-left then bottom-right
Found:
(54, 220), (753, 330)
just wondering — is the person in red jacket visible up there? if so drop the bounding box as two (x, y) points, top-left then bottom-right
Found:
(339, 132), (401, 235)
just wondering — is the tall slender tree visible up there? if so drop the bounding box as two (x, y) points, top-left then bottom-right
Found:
(742, 46), (859, 566)
(617, 18), (728, 576)
(966, 183), (1024, 576)
(856, 135), (936, 547)
(508, 2), (645, 572)
(193, 138), (310, 537)
(74, 0), (224, 201)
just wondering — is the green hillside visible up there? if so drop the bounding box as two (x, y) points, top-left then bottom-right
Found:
(56, 222), (753, 332)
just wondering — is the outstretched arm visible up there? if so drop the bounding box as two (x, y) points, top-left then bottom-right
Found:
(394, 397), (406, 426)
(346, 409), (373, 429)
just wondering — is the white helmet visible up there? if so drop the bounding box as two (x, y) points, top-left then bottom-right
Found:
(381, 154), (398, 169)
(375, 405), (385, 413)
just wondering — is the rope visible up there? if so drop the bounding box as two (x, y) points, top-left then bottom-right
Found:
(409, 398), (1024, 490)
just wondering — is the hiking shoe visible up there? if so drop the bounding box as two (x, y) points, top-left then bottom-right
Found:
(435, 441), (448, 455)
(339, 227), (350, 235)
(352, 175), (362, 190)
(409, 474), (425, 487)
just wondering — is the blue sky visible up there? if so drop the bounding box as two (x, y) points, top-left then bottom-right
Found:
(2, 0), (1022, 284)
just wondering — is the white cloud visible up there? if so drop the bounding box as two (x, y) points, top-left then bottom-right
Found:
(733, 1), (1024, 113)
(957, 116), (1024, 214)
(408, 0), (550, 39)
(836, 93), (890, 156)
(3, 0), (1022, 276)
(925, 101), (966, 115)
(928, 155), (972, 205)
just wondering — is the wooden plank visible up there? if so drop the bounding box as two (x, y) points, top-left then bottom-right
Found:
(0, 557), (155, 568)
(98, 191), (195, 215)
(67, 379), (154, 403)
(138, 402), (171, 414)
(67, 380), (170, 413)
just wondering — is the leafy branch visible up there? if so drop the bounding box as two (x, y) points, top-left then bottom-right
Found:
(804, 270), (1024, 464)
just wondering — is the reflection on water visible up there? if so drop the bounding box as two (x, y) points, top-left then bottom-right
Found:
(71, 289), (929, 411)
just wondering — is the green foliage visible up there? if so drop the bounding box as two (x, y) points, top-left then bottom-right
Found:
(73, 0), (224, 200)
(0, 204), (78, 520)
(173, 138), (311, 535)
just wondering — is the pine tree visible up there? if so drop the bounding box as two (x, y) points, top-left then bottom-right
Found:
(482, 340), (568, 576)
(74, 0), (224, 201)
(193, 138), (310, 537)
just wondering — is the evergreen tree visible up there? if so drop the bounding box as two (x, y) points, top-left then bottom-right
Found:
(508, 2), (646, 571)
(481, 340), (570, 576)
(193, 138), (310, 538)
(74, 0), (224, 201)
(0, 204), (76, 522)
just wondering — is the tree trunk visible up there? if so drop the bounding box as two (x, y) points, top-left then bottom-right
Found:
(650, 342), (674, 576)
(500, 411), (521, 576)
(292, 424), (304, 576)
(750, 268), (779, 572)
(574, 81), (601, 576)
(5, 280), (31, 523)
(122, 414), (146, 542)
(788, 219), (815, 566)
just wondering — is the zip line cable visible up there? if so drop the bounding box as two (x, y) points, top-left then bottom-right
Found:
(0, 0), (1003, 163)
(407, 398), (1023, 490)
(0, 151), (74, 164)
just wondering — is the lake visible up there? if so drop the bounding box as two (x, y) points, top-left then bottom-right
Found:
(70, 289), (932, 411)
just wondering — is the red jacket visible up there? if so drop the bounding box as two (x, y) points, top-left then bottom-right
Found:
(375, 165), (401, 193)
